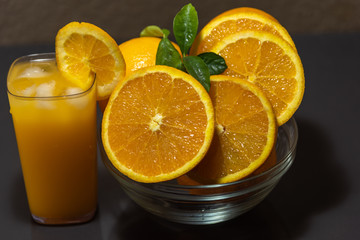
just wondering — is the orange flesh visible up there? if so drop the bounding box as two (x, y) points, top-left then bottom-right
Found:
(219, 38), (298, 124)
(188, 78), (275, 183)
(62, 33), (116, 87)
(107, 72), (208, 177)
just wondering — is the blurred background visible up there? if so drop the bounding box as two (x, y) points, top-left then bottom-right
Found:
(1, 0), (359, 46)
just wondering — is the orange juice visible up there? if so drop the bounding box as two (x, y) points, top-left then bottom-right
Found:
(7, 53), (97, 224)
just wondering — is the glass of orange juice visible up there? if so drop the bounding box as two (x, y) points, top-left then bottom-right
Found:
(7, 53), (97, 225)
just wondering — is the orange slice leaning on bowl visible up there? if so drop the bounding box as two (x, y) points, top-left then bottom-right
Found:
(190, 7), (296, 55)
(187, 75), (277, 184)
(101, 65), (214, 183)
(55, 22), (126, 100)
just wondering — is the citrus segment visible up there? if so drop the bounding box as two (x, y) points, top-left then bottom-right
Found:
(101, 65), (214, 183)
(55, 22), (126, 100)
(187, 75), (277, 184)
(190, 7), (295, 55)
(211, 30), (304, 125)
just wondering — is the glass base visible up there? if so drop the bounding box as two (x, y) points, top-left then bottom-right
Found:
(31, 209), (96, 225)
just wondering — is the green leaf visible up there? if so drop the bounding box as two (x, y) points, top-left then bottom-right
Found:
(183, 56), (210, 92)
(140, 25), (170, 38)
(156, 37), (183, 70)
(198, 52), (228, 75)
(173, 3), (198, 56)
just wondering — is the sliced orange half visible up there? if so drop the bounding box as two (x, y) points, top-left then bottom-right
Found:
(55, 22), (126, 100)
(190, 7), (296, 55)
(210, 30), (304, 126)
(187, 75), (277, 184)
(101, 65), (214, 183)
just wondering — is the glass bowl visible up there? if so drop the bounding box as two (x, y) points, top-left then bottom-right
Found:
(99, 118), (298, 225)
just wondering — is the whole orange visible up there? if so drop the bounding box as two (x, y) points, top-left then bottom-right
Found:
(98, 37), (181, 112)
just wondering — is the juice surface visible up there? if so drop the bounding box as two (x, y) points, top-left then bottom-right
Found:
(8, 58), (97, 223)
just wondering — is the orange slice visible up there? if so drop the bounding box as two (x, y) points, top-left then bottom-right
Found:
(209, 30), (304, 126)
(101, 65), (214, 183)
(190, 7), (295, 55)
(55, 22), (126, 100)
(187, 75), (277, 184)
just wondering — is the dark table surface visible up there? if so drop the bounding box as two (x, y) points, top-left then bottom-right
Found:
(1, 34), (360, 239)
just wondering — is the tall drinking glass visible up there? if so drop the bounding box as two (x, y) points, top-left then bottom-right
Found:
(7, 53), (97, 225)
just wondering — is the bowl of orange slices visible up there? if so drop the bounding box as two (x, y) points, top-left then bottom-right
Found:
(98, 3), (304, 220)
(99, 117), (297, 225)
(54, 5), (303, 225)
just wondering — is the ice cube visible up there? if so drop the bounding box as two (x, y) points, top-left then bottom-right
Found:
(36, 98), (56, 109)
(35, 81), (56, 97)
(17, 66), (51, 79)
(21, 85), (37, 97)
(65, 87), (83, 96)
(35, 81), (56, 109)
(66, 87), (89, 109)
